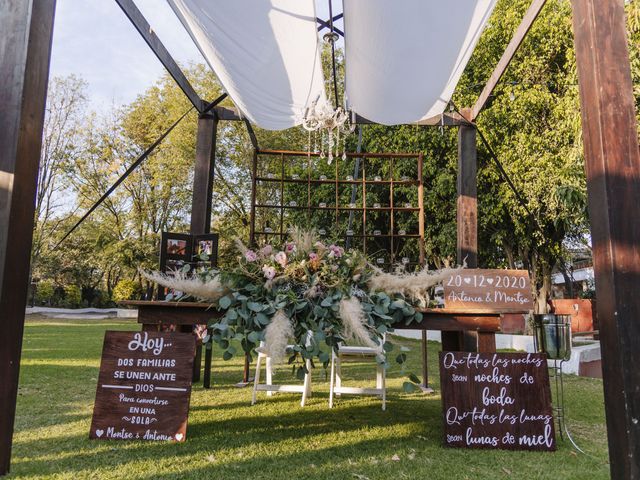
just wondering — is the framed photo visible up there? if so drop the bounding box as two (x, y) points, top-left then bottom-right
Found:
(157, 232), (218, 299)
(167, 239), (187, 255)
(193, 234), (219, 268)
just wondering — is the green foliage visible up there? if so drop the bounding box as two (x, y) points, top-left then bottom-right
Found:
(34, 280), (55, 306)
(63, 284), (82, 308)
(207, 240), (422, 373)
(451, 0), (595, 308)
(112, 279), (142, 302)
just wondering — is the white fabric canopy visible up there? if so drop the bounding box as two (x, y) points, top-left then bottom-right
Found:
(168, 0), (326, 130)
(343, 0), (496, 125)
(168, 1), (496, 129)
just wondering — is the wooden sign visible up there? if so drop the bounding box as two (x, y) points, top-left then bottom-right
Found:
(439, 351), (556, 451)
(443, 269), (533, 311)
(90, 331), (195, 442)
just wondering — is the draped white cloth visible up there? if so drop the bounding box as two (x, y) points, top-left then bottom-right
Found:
(168, 0), (326, 130)
(343, 0), (497, 125)
(168, 0), (495, 128)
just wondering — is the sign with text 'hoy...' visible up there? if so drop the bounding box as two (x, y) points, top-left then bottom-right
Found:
(90, 331), (195, 442)
(443, 269), (533, 311)
(439, 351), (556, 451)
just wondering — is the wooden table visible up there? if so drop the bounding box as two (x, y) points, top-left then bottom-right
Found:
(120, 301), (528, 391)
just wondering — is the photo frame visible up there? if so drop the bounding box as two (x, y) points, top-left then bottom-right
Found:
(157, 232), (219, 300)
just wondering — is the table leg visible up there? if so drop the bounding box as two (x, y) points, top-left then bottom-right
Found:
(420, 330), (434, 394)
(193, 344), (202, 382)
(243, 354), (250, 383)
(203, 344), (212, 389)
(477, 332), (496, 352)
(441, 331), (463, 351)
(234, 353), (253, 388)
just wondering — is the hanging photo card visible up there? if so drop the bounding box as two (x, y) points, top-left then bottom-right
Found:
(443, 269), (533, 311)
(439, 351), (556, 451)
(90, 331), (195, 442)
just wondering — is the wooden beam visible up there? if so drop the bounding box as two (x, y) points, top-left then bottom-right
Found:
(190, 113), (217, 234)
(471, 0), (547, 121)
(115, 0), (204, 112)
(444, 107), (481, 353)
(0, 0), (56, 474)
(243, 118), (259, 150)
(212, 106), (465, 127)
(457, 108), (478, 267)
(571, 0), (640, 477)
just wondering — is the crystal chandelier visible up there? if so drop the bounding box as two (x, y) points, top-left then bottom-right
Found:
(301, 28), (355, 164)
(302, 98), (355, 164)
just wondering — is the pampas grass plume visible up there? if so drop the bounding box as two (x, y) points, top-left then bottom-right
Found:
(339, 297), (378, 349)
(141, 270), (226, 303)
(264, 310), (294, 363)
(368, 265), (465, 306)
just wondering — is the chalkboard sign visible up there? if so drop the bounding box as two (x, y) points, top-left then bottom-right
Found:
(90, 331), (196, 442)
(439, 351), (555, 451)
(443, 269), (533, 311)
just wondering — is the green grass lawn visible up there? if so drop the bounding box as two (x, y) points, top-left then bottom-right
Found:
(9, 317), (610, 479)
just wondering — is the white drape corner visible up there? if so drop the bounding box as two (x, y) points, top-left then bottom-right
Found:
(343, 0), (497, 125)
(168, 0), (327, 130)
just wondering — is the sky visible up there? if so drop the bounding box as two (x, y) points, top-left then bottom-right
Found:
(49, 0), (342, 113)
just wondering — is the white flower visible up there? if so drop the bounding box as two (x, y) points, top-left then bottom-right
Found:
(275, 251), (287, 267)
(262, 265), (276, 280)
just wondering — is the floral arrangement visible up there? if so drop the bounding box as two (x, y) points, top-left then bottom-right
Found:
(144, 229), (461, 389)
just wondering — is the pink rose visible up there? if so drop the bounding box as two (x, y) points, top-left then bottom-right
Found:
(285, 242), (296, 254)
(309, 252), (318, 261)
(260, 245), (273, 257)
(244, 250), (258, 262)
(262, 265), (276, 280)
(328, 244), (344, 258)
(275, 251), (287, 267)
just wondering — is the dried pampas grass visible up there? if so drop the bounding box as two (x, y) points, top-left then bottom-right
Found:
(234, 238), (248, 255)
(339, 297), (379, 349)
(141, 270), (226, 303)
(263, 310), (294, 363)
(368, 265), (465, 306)
(289, 227), (317, 254)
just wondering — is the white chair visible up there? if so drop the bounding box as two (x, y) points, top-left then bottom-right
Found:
(329, 341), (386, 411)
(252, 341), (312, 407)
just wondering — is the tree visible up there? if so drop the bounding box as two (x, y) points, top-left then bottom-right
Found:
(32, 75), (87, 276)
(451, 0), (591, 310)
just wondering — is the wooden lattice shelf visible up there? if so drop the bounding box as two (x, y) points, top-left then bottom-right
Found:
(249, 149), (425, 269)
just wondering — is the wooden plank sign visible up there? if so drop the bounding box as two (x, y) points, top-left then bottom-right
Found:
(90, 331), (195, 442)
(443, 269), (533, 311)
(439, 351), (556, 451)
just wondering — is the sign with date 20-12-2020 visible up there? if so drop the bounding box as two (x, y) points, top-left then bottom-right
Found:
(439, 351), (556, 451)
(90, 331), (195, 442)
(443, 269), (534, 311)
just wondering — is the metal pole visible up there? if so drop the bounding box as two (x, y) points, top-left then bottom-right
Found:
(345, 126), (363, 249)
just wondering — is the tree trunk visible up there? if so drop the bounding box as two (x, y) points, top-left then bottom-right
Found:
(535, 261), (553, 314)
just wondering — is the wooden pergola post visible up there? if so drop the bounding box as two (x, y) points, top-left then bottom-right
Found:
(188, 112), (218, 383)
(190, 112), (218, 235)
(571, 0), (640, 477)
(0, 0), (56, 474)
(442, 108), (490, 352)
